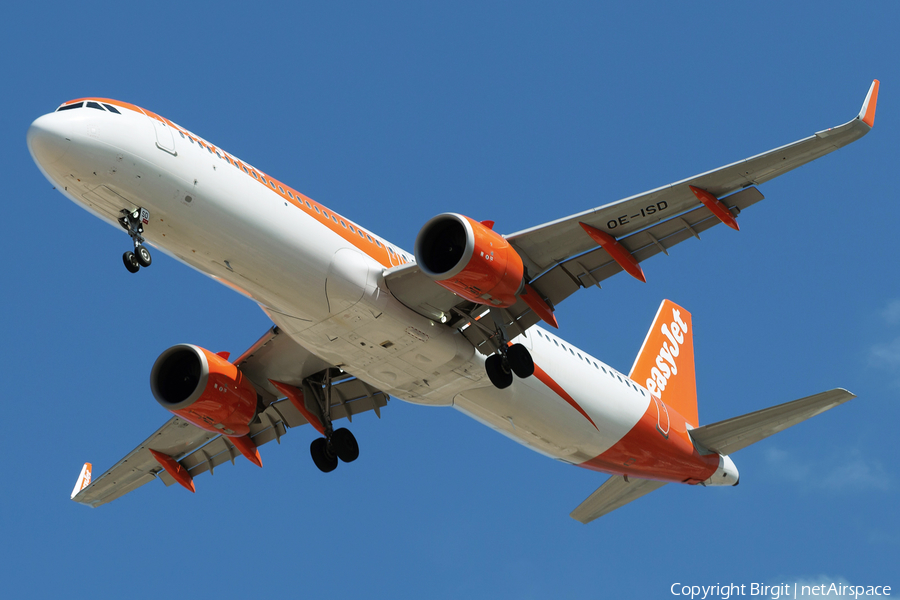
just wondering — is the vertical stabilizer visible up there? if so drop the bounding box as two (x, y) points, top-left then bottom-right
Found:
(629, 300), (698, 427)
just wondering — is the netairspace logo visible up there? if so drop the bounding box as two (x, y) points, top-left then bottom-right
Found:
(670, 582), (892, 599)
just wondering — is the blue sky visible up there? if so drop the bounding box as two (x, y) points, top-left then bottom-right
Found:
(2, 2), (897, 598)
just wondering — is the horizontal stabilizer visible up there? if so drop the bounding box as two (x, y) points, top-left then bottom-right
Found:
(689, 388), (855, 456)
(570, 475), (667, 524)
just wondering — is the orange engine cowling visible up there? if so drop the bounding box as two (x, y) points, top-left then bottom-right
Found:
(414, 213), (524, 307)
(150, 344), (259, 436)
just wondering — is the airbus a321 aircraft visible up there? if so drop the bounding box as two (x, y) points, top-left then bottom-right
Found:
(30, 80), (878, 522)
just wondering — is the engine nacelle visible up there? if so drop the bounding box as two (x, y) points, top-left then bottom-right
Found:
(150, 344), (259, 436)
(414, 213), (524, 307)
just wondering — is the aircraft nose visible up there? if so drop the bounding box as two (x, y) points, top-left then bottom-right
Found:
(27, 112), (71, 168)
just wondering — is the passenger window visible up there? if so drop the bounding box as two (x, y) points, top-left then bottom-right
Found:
(349, 225), (356, 233)
(375, 239), (382, 247)
(314, 206), (320, 214)
(270, 181), (276, 189)
(278, 186), (285, 194)
(287, 190), (294, 199)
(323, 210), (330, 218)
(215, 150), (221, 158)
(305, 200), (312, 208)
(102, 103), (121, 114)
(252, 172), (259, 179)
(553, 340), (559, 347)
(178, 131), (185, 138)
(366, 234), (373, 242)
(331, 215), (338, 223)
(340, 220), (346, 228)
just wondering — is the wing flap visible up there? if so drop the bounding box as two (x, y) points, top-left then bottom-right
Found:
(689, 388), (855, 456)
(453, 187), (764, 355)
(571, 476), (667, 523)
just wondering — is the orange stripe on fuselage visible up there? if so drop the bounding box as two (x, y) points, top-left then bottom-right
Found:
(61, 97), (406, 270)
(532, 363), (598, 430)
(577, 397), (717, 483)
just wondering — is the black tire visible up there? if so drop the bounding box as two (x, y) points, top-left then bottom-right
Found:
(135, 244), (152, 267)
(332, 428), (360, 463)
(310, 437), (338, 473)
(122, 251), (140, 273)
(485, 353), (513, 389)
(507, 343), (534, 378)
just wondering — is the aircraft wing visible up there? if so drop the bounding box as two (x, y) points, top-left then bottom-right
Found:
(72, 327), (390, 507)
(386, 81), (878, 354)
(570, 475), (667, 523)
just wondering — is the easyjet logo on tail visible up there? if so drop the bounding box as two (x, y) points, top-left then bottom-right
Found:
(629, 300), (699, 427)
(646, 308), (688, 396)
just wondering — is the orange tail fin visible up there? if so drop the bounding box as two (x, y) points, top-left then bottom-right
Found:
(629, 300), (698, 427)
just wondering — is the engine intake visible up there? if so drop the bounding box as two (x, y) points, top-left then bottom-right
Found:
(150, 344), (259, 436)
(414, 213), (524, 307)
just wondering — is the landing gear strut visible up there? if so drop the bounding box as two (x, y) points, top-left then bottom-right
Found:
(118, 207), (152, 273)
(484, 309), (535, 389)
(307, 369), (360, 473)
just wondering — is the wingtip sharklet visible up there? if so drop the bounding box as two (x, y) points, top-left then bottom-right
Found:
(859, 79), (879, 128)
(70, 462), (92, 500)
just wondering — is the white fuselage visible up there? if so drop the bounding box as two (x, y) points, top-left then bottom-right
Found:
(28, 101), (687, 476)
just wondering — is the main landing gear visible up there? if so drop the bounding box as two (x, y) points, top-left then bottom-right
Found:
(310, 427), (359, 473)
(485, 343), (534, 389)
(307, 369), (360, 473)
(118, 207), (152, 274)
(483, 309), (535, 389)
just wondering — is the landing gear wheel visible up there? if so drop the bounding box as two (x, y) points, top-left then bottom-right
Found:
(135, 244), (152, 267)
(507, 343), (534, 378)
(331, 427), (359, 463)
(485, 353), (513, 389)
(122, 251), (140, 273)
(310, 437), (338, 473)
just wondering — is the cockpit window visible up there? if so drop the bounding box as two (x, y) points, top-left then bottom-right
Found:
(102, 103), (121, 114)
(86, 101), (105, 111)
(57, 102), (83, 111)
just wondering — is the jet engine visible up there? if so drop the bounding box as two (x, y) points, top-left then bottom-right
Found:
(414, 213), (524, 307)
(150, 344), (259, 436)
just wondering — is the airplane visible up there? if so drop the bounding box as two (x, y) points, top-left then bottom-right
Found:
(28, 80), (877, 522)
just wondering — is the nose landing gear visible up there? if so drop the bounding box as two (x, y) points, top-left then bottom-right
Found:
(118, 207), (152, 273)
